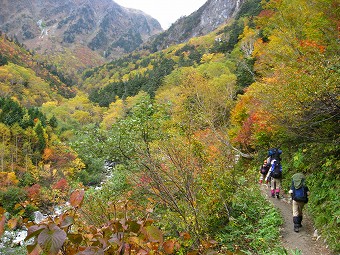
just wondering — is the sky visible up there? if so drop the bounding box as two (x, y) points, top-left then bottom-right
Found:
(114, 0), (207, 29)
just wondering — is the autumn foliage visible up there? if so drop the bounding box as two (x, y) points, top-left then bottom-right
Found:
(24, 189), (184, 255)
(0, 0), (339, 253)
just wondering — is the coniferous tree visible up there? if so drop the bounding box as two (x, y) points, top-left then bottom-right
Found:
(34, 121), (46, 153)
(49, 116), (58, 129)
(0, 97), (24, 126)
(0, 53), (8, 66)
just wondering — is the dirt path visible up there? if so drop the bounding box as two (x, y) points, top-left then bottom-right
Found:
(260, 184), (334, 255)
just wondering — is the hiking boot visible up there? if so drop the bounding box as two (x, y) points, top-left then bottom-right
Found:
(297, 216), (303, 227)
(276, 193), (280, 199)
(294, 226), (299, 232)
(271, 190), (275, 198)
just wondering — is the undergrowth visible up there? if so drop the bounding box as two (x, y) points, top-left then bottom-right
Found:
(216, 183), (284, 254)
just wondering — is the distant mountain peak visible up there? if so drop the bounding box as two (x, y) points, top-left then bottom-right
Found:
(0, 0), (163, 59)
(147, 0), (246, 51)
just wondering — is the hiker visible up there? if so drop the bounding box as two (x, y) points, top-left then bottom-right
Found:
(266, 148), (282, 166)
(289, 173), (310, 232)
(265, 158), (282, 198)
(259, 159), (270, 184)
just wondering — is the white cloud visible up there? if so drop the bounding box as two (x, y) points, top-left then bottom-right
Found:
(114, 0), (207, 29)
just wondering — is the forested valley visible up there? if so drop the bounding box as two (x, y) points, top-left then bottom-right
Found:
(0, 0), (339, 254)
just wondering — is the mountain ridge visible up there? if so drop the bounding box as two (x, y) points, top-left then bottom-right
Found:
(0, 0), (249, 83)
(0, 0), (162, 59)
(146, 0), (246, 51)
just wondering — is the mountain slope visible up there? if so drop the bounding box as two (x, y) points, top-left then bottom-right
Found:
(0, 0), (162, 59)
(0, 33), (74, 105)
(146, 0), (246, 51)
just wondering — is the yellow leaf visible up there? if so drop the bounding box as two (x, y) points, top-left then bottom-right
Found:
(7, 218), (18, 230)
(14, 204), (22, 210)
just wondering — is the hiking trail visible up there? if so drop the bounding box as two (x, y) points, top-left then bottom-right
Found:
(260, 185), (334, 255)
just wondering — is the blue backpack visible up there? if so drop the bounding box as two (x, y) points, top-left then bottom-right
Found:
(292, 181), (308, 203)
(293, 186), (308, 203)
(268, 148), (282, 160)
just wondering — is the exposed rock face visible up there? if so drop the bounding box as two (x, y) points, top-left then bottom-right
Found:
(147, 0), (245, 51)
(198, 0), (243, 34)
(0, 0), (163, 58)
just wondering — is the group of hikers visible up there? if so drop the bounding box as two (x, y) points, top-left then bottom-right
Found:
(258, 148), (310, 233)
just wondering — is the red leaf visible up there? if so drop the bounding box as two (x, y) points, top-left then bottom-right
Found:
(53, 178), (69, 191)
(163, 240), (175, 254)
(25, 225), (46, 241)
(60, 215), (74, 228)
(137, 249), (148, 255)
(37, 224), (67, 255)
(180, 232), (191, 240)
(70, 189), (85, 208)
(0, 213), (6, 237)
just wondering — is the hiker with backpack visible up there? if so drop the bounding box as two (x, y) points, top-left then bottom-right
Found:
(266, 148), (282, 166)
(289, 173), (310, 232)
(266, 158), (282, 198)
(259, 159), (270, 184)
(265, 148), (283, 198)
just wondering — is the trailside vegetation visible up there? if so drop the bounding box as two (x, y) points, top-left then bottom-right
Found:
(0, 0), (338, 254)
(229, 0), (339, 251)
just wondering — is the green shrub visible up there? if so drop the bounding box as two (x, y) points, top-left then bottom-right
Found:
(0, 187), (27, 215)
(80, 165), (132, 225)
(18, 172), (36, 187)
(22, 204), (39, 221)
(77, 170), (103, 186)
(308, 171), (340, 252)
(216, 185), (283, 254)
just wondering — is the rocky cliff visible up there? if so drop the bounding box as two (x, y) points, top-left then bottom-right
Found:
(147, 0), (245, 51)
